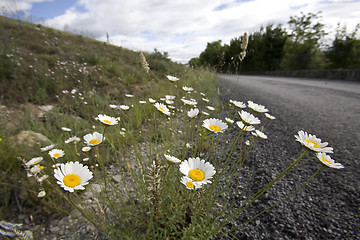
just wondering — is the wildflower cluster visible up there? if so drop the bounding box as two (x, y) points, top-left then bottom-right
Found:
(18, 71), (344, 239)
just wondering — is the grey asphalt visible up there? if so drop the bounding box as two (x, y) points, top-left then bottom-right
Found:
(218, 74), (360, 166)
(217, 73), (360, 239)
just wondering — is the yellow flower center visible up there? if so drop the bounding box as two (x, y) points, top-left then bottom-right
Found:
(159, 107), (166, 113)
(89, 139), (100, 145)
(189, 169), (205, 181)
(186, 182), (195, 189)
(63, 174), (81, 188)
(34, 160), (40, 164)
(40, 166), (44, 170)
(321, 158), (332, 165)
(305, 140), (320, 148)
(209, 125), (221, 132)
(53, 153), (60, 158)
(103, 120), (112, 124)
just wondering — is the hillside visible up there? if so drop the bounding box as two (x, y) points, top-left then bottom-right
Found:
(0, 15), (218, 239)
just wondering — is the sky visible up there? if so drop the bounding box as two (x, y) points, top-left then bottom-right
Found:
(1, 0), (359, 63)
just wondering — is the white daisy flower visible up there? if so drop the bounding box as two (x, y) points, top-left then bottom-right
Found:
(164, 154), (181, 164)
(200, 92), (206, 96)
(119, 105), (130, 110)
(182, 86), (194, 92)
(225, 118), (234, 124)
(165, 99), (174, 105)
(206, 106), (215, 111)
(165, 95), (176, 100)
(239, 110), (261, 125)
(82, 146), (92, 152)
(202, 111), (210, 116)
(202, 118), (228, 133)
(119, 131), (126, 136)
(180, 176), (202, 190)
(54, 161), (93, 192)
(295, 130), (333, 153)
(125, 94), (134, 98)
(166, 75), (179, 82)
(97, 114), (118, 125)
(40, 144), (55, 152)
(187, 108), (199, 118)
(148, 98), (157, 103)
(139, 100), (147, 104)
(168, 105), (176, 109)
(154, 102), (170, 116)
(83, 132), (104, 146)
(202, 98), (210, 102)
(30, 164), (44, 174)
(37, 190), (46, 198)
(37, 175), (49, 182)
(316, 153), (344, 169)
(179, 157), (216, 185)
(25, 157), (43, 166)
(65, 136), (80, 144)
(231, 100), (246, 108)
(236, 121), (255, 132)
(265, 113), (276, 120)
(181, 99), (197, 106)
(83, 158), (90, 162)
(248, 100), (268, 113)
(61, 127), (72, 132)
(49, 149), (65, 159)
(252, 130), (268, 139)
(109, 104), (119, 109)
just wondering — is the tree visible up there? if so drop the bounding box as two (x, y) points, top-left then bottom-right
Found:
(280, 12), (327, 70)
(326, 23), (360, 69)
(198, 40), (224, 70)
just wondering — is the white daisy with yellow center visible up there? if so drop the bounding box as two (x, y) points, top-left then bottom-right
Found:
(49, 149), (65, 159)
(202, 118), (228, 133)
(187, 108), (199, 118)
(247, 100), (268, 113)
(239, 110), (261, 125)
(54, 161), (93, 192)
(316, 153), (344, 169)
(207, 106), (215, 111)
(236, 121), (255, 132)
(119, 105), (130, 110)
(61, 127), (72, 132)
(83, 132), (104, 146)
(154, 102), (170, 116)
(98, 114), (118, 126)
(26, 157), (44, 166)
(181, 98), (197, 106)
(82, 146), (92, 152)
(179, 157), (216, 185)
(148, 98), (157, 103)
(295, 130), (333, 153)
(164, 154), (181, 164)
(180, 176), (202, 190)
(230, 100), (246, 108)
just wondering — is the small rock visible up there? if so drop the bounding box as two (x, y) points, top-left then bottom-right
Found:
(49, 226), (60, 233)
(112, 174), (122, 183)
(9, 130), (52, 148)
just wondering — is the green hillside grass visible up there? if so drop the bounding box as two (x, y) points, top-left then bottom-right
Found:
(0, 15), (216, 222)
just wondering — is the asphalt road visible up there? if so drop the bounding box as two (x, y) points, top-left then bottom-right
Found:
(217, 74), (360, 239)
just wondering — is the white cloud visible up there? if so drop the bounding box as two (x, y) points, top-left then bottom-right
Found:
(3, 0), (359, 63)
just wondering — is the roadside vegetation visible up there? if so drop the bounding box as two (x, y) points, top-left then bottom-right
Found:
(0, 16), (345, 239)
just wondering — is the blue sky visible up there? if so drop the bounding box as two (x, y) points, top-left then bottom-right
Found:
(1, 0), (359, 63)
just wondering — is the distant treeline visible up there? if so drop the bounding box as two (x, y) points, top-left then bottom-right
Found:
(189, 12), (360, 74)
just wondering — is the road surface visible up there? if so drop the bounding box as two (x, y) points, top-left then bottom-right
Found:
(217, 74), (360, 239)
